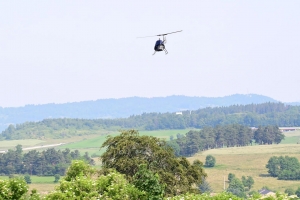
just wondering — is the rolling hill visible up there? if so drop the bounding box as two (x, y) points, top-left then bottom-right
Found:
(0, 94), (276, 131)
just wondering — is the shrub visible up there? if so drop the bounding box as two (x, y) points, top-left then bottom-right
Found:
(54, 174), (60, 183)
(0, 177), (29, 199)
(285, 188), (295, 196)
(205, 155), (216, 167)
(24, 173), (32, 184)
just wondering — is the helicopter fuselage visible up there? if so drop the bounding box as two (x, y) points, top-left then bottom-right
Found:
(154, 40), (165, 51)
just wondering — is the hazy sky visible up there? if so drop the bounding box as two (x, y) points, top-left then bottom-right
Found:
(1, 1), (299, 107)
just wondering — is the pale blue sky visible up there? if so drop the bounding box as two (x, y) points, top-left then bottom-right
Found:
(0, 1), (299, 107)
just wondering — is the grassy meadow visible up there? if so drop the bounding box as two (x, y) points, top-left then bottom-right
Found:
(187, 130), (300, 193)
(189, 143), (300, 193)
(57, 129), (192, 157)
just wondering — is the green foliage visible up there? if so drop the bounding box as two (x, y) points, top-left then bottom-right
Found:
(0, 145), (94, 176)
(228, 173), (236, 182)
(266, 156), (300, 180)
(198, 177), (212, 193)
(24, 173), (32, 184)
(0, 177), (29, 199)
(241, 176), (254, 190)
(100, 130), (207, 196)
(166, 192), (243, 200)
(45, 160), (144, 200)
(284, 188), (295, 196)
(166, 140), (181, 157)
(254, 126), (285, 145)
(248, 190), (261, 199)
(133, 164), (165, 199)
(295, 187), (300, 197)
(64, 160), (95, 181)
(227, 174), (254, 197)
(205, 155), (216, 167)
(227, 178), (246, 198)
(96, 170), (144, 200)
(28, 189), (42, 200)
(54, 174), (60, 183)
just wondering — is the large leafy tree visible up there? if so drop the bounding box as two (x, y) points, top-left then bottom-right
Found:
(100, 129), (207, 196)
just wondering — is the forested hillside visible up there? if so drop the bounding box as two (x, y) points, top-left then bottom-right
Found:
(1, 102), (300, 140)
(0, 94), (276, 131)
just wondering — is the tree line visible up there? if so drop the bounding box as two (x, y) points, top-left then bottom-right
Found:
(1, 102), (299, 140)
(0, 145), (94, 176)
(167, 125), (284, 157)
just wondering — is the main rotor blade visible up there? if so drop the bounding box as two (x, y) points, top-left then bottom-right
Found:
(137, 30), (182, 38)
(157, 30), (182, 36)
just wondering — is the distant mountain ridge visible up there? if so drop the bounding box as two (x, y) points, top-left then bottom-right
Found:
(0, 94), (277, 131)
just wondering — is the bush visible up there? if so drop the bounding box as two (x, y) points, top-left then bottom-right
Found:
(227, 178), (246, 198)
(24, 173), (32, 184)
(54, 174), (60, 183)
(285, 188), (295, 196)
(295, 187), (300, 197)
(205, 155), (216, 167)
(45, 161), (145, 200)
(0, 177), (29, 199)
(198, 178), (212, 193)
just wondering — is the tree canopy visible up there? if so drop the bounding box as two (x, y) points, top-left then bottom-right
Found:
(0, 145), (94, 176)
(205, 155), (216, 167)
(100, 130), (207, 196)
(266, 156), (300, 180)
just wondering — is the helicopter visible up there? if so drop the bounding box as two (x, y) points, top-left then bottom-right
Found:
(137, 30), (182, 55)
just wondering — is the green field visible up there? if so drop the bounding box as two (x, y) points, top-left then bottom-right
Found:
(281, 130), (300, 144)
(58, 129), (192, 157)
(189, 143), (300, 193)
(0, 175), (57, 183)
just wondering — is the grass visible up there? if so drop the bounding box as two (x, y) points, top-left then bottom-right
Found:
(281, 130), (300, 144)
(188, 143), (300, 193)
(281, 136), (300, 144)
(0, 139), (45, 149)
(139, 129), (193, 139)
(58, 129), (192, 157)
(29, 184), (58, 195)
(0, 175), (58, 183)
